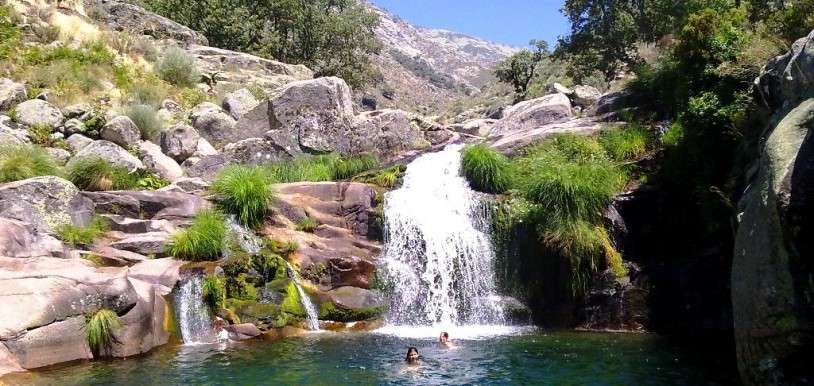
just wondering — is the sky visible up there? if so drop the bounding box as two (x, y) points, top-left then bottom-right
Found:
(370, 0), (570, 48)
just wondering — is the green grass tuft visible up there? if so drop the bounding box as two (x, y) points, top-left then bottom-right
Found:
(212, 165), (274, 229)
(124, 104), (163, 140)
(85, 308), (121, 357)
(461, 144), (511, 194)
(66, 157), (131, 191)
(0, 145), (60, 183)
(56, 216), (109, 247)
(167, 209), (228, 261)
(202, 274), (226, 311)
(599, 125), (650, 161)
(154, 46), (200, 88)
(296, 217), (319, 233)
(265, 154), (379, 183)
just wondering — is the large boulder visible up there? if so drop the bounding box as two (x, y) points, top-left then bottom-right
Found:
(69, 140), (144, 171)
(13, 99), (65, 129)
(109, 232), (170, 256)
(0, 218), (68, 258)
(65, 133), (93, 152)
(136, 140), (184, 181)
(100, 116), (141, 148)
(222, 88), (260, 121)
(492, 93), (573, 134)
(84, 0), (208, 45)
(223, 138), (289, 165)
(84, 190), (210, 223)
(0, 78), (26, 111)
(732, 30), (814, 386)
(352, 109), (427, 158)
(324, 286), (383, 310)
(0, 176), (94, 234)
(160, 124), (201, 162)
(190, 103), (237, 148)
(328, 256), (376, 289)
(184, 154), (233, 182)
(0, 116), (30, 145)
(571, 85), (602, 107)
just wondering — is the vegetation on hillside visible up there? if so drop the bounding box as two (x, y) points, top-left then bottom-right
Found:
(144, 0), (382, 88)
(56, 216), (110, 247)
(264, 153), (379, 183)
(0, 145), (60, 183)
(66, 157), (167, 191)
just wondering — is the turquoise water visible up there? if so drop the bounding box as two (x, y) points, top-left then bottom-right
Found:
(3, 330), (726, 386)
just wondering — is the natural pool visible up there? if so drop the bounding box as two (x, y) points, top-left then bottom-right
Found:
(3, 328), (728, 386)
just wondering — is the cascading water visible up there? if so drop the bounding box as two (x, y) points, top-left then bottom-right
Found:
(174, 276), (216, 344)
(225, 215), (262, 255)
(286, 262), (321, 331)
(380, 144), (506, 332)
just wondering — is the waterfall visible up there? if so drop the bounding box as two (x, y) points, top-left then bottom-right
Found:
(286, 262), (321, 331)
(381, 144), (505, 327)
(225, 215), (262, 255)
(174, 276), (216, 344)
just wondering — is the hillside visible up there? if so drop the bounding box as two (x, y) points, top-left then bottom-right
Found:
(363, 3), (518, 114)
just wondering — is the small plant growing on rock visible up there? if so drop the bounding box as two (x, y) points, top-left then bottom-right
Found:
(154, 46), (200, 88)
(56, 216), (109, 248)
(461, 144), (512, 194)
(84, 308), (121, 357)
(167, 209), (228, 261)
(202, 275), (226, 311)
(0, 144), (60, 183)
(124, 104), (163, 140)
(212, 165), (274, 229)
(296, 217), (319, 233)
(27, 124), (55, 146)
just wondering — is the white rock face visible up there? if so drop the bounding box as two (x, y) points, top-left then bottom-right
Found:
(492, 93), (573, 134)
(137, 140), (184, 181)
(101, 116), (142, 148)
(572, 85), (602, 107)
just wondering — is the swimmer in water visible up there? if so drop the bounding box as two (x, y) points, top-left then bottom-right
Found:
(405, 347), (420, 365)
(439, 332), (457, 348)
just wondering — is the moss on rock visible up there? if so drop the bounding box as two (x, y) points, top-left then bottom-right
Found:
(318, 301), (384, 322)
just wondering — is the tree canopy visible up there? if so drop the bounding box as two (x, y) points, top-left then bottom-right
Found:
(494, 40), (550, 99)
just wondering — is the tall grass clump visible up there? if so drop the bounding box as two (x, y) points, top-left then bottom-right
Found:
(212, 165), (274, 229)
(296, 217), (319, 233)
(0, 145), (59, 183)
(66, 157), (129, 191)
(599, 125), (650, 161)
(525, 162), (625, 221)
(154, 46), (200, 88)
(167, 209), (228, 261)
(85, 309), (121, 357)
(461, 144), (511, 194)
(124, 104), (163, 140)
(57, 216), (109, 247)
(265, 154), (379, 183)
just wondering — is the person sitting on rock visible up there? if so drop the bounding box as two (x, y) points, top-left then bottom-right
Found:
(213, 317), (229, 342)
(405, 347), (420, 365)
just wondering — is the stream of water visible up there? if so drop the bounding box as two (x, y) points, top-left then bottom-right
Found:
(174, 276), (215, 344)
(286, 261), (321, 331)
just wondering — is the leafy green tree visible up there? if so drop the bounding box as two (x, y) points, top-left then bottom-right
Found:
(144, 0), (382, 88)
(494, 40), (549, 99)
(747, 0), (814, 43)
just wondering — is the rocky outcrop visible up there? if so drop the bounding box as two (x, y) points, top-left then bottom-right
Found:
(222, 88), (260, 121)
(732, 29), (814, 386)
(136, 140), (184, 181)
(491, 93), (573, 134)
(572, 85), (601, 108)
(66, 133), (93, 152)
(84, 190), (210, 223)
(190, 103), (237, 148)
(0, 218), (68, 258)
(69, 140), (145, 171)
(84, 0), (208, 45)
(0, 117), (30, 145)
(101, 116), (141, 148)
(489, 117), (618, 155)
(13, 99), (65, 129)
(188, 45), (312, 90)
(352, 109), (428, 157)
(160, 124), (200, 162)
(0, 176), (94, 234)
(0, 78), (26, 112)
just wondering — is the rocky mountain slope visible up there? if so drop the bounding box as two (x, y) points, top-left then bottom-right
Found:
(363, 3), (518, 114)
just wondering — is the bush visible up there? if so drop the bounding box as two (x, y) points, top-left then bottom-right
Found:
(525, 161), (625, 222)
(154, 46), (200, 88)
(66, 157), (138, 191)
(265, 154), (379, 183)
(461, 144), (511, 194)
(27, 124), (55, 146)
(599, 125), (650, 161)
(0, 145), (59, 183)
(167, 209), (228, 261)
(85, 309), (121, 357)
(0, 6), (21, 60)
(202, 275), (226, 311)
(56, 216), (109, 247)
(124, 104), (162, 140)
(296, 217), (319, 233)
(212, 165), (274, 228)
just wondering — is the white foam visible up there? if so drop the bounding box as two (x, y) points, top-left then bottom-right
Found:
(373, 324), (537, 340)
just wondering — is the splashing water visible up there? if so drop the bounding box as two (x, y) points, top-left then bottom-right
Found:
(286, 262), (321, 331)
(174, 276), (216, 344)
(225, 215), (263, 255)
(380, 144), (505, 331)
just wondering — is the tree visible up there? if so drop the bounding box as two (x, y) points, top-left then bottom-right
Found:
(494, 40), (549, 99)
(144, 0), (382, 88)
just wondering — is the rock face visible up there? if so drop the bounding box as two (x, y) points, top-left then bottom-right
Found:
(13, 99), (65, 129)
(190, 104), (237, 148)
(572, 85), (602, 107)
(101, 116), (141, 148)
(0, 176), (94, 234)
(491, 93), (573, 134)
(222, 88), (260, 121)
(352, 109), (427, 157)
(188, 45), (313, 90)
(0, 218), (67, 258)
(732, 29), (814, 386)
(84, 190), (210, 223)
(160, 124), (201, 162)
(0, 78), (26, 111)
(137, 140), (184, 181)
(84, 0), (208, 45)
(69, 140), (145, 171)
(489, 117), (617, 155)
(0, 117), (30, 145)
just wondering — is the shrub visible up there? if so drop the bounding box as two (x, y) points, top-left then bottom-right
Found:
(265, 154), (379, 183)
(56, 216), (109, 247)
(296, 217), (319, 233)
(461, 144), (511, 194)
(331, 154), (379, 180)
(85, 308), (121, 357)
(525, 161), (625, 222)
(202, 275), (226, 311)
(124, 104), (162, 140)
(167, 209), (228, 261)
(0, 145), (59, 183)
(599, 125), (650, 161)
(27, 124), (55, 146)
(154, 46), (200, 88)
(66, 157), (133, 191)
(212, 165), (273, 229)
(0, 6), (21, 60)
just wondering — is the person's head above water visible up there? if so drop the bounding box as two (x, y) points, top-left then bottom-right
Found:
(405, 347), (419, 364)
(440, 332), (449, 342)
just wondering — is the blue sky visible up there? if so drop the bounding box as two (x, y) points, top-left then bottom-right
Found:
(370, 0), (569, 48)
